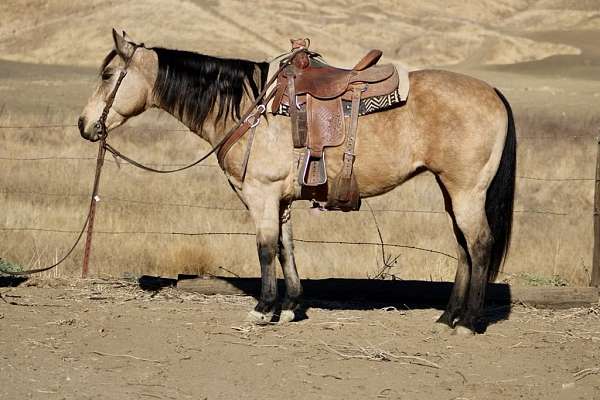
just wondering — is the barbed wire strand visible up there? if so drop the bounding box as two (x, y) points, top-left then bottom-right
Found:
(0, 189), (573, 216)
(0, 124), (596, 140)
(0, 227), (457, 260)
(0, 124), (189, 132)
(0, 156), (221, 168)
(0, 156), (594, 180)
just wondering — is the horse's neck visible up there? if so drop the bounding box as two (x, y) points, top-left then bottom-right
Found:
(153, 104), (226, 147)
(154, 101), (247, 179)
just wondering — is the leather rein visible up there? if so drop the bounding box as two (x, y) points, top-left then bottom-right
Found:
(100, 46), (304, 174)
(0, 47), (298, 276)
(0, 47), (305, 276)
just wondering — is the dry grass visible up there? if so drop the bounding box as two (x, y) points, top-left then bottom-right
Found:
(0, 108), (233, 278)
(0, 75), (598, 283)
(319, 340), (441, 368)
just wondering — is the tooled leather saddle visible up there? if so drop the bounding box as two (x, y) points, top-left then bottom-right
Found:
(270, 39), (402, 211)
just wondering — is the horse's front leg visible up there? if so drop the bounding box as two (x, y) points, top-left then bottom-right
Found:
(277, 202), (302, 323)
(245, 191), (281, 325)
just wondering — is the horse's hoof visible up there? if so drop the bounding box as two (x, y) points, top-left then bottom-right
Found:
(246, 310), (273, 325)
(278, 310), (295, 324)
(454, 325), (476, 336)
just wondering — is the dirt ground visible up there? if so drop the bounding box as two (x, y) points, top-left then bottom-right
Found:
(1, 279), (599, 400)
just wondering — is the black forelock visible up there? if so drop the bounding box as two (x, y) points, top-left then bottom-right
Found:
(99, 49), (118, 74)
(151, 47), (268, 132)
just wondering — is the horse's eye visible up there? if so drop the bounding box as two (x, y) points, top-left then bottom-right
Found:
(101, 71), (113, 81)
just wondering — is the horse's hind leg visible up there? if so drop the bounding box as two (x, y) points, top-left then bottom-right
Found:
(450, 192), (493, 334)
(435, 179), (470, 328)
(277, 202), (303, 324)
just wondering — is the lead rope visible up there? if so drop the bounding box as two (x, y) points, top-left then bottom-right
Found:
(0, 139), (106, 276)
(0, 46), (136, 276)
(0, 45), (143, 276)
(0, 47), (302, 276)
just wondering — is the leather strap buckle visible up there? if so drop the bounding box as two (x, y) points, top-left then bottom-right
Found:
(244, 104), (266, 128)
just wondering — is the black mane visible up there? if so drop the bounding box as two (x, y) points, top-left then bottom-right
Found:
(152, 48), (268, 132)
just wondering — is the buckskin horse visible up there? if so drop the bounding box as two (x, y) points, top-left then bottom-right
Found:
(79, 30), (515, 335)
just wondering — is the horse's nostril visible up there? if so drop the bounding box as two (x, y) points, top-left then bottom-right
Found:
(77, 117), (85, 134)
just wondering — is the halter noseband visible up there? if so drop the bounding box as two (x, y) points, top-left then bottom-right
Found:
(94, 43), (143, 140)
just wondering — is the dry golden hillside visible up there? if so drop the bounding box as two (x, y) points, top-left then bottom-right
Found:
(0, 0), (596, 66)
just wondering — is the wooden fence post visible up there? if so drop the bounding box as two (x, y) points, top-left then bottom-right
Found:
(592, 137), (600, 287)
(82, 143), (106, 278)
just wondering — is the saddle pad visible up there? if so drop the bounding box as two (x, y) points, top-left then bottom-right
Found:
(276, 88), (405, 118)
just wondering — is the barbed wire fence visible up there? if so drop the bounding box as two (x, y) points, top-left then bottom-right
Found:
(0, 123), (597, 280)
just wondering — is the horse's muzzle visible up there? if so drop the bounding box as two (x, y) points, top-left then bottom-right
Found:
(78, 117), (101, 142)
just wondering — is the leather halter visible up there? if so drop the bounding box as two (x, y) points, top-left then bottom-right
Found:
(95, 44), (143, 140)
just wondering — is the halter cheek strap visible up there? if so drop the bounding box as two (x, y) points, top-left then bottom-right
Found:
(96, 43), (143, 139)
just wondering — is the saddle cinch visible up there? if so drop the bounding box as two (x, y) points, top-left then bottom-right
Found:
(270, 39), (406, 211)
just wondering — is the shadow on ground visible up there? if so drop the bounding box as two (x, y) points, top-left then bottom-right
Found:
(139, 275), (512, 328)
(0, 277), (28, 287)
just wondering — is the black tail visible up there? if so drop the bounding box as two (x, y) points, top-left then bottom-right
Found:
(486, 89), (516, 281)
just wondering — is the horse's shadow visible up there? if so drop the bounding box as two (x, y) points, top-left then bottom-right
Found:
(0, 276), (28, 287)
(2, 275), (511, 330)
(140, 276), (512, 330)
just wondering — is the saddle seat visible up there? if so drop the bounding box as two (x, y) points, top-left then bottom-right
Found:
(272, 50), (399, 107)
(292, 50), (397, 99)
(293, 63), (398, 99)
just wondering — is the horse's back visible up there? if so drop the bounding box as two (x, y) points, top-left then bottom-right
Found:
(347, 69), (509, 197)
(408, 69), (507, 134)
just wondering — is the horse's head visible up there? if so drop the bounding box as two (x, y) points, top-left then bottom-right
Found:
(78, 29), (157, 141)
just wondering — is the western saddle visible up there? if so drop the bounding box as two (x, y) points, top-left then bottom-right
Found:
(270, 39), (401, 211)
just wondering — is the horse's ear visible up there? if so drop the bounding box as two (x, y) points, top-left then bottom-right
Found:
(112, 28), (135, 60)
(122, 30), (136, 43)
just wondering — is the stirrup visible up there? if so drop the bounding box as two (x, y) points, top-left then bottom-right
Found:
(299, 150), (327, 186)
